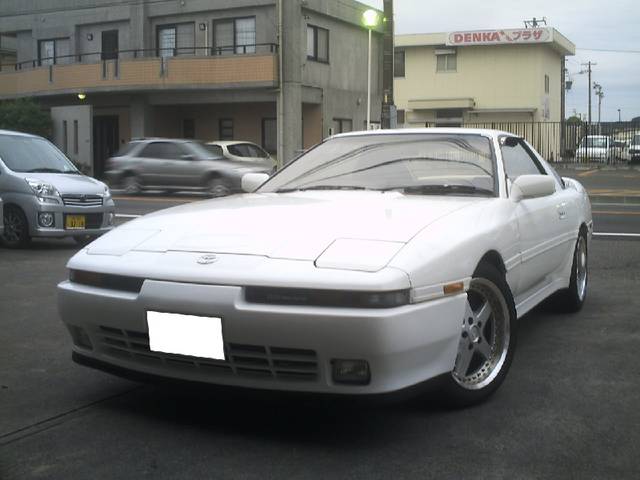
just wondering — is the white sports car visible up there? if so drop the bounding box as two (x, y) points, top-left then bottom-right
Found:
(58, 129), (592, 406)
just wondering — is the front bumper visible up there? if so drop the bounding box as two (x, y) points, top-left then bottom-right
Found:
(20, 194), (116, 238)
(58, 279), (466, 395)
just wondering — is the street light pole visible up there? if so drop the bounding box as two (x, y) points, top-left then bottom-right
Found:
(362, 9), (380, 131)
(618, 109), (621, 122)
(367, 27), (372, 130)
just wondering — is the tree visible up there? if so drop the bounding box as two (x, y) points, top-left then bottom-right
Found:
(566, 115), (583, 125)
(0, 98), (52, 138)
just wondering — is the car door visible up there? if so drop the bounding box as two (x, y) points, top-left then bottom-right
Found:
(502, 138), (570, 296)
(136, 142), (167, 186)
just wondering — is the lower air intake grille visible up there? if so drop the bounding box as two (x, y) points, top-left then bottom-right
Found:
(97, 327), (318, 382)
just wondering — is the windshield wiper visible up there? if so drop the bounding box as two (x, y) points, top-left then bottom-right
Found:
(24, 167), (66, 173)
(385, 184), (494, 196)
(276, 185), (375, 193)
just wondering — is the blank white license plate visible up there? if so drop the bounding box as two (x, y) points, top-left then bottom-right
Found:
(147, 311), (225, 360)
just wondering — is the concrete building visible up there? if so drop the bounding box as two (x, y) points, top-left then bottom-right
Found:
(394, 27), (575, 127)
(0, 0), (382, 176)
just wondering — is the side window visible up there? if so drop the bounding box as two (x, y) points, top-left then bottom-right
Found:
(501, 139), (545, 180)
(228, 144), (251, 157)
(139, 142), (181, 159)
(159, 143), (184, 159)
(139, 142), (165, 158)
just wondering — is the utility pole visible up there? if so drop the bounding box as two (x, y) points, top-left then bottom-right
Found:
(381, 0), (395, 129)
(593, 82), (603, 124)
(581, 61), (596, 126)
(618, 109), (621, 122)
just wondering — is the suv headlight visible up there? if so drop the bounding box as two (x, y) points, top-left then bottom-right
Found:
(26, 178), (61, 203)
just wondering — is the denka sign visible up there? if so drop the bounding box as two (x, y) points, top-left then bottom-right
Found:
(446, 28), (552, 46)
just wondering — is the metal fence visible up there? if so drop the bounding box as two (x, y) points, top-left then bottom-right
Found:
(457, 121), (640, 164)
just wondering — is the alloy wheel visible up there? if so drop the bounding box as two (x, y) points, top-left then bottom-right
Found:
(452, 278), (511, 390)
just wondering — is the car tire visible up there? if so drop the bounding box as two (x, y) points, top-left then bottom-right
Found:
(440, 262), (517, 408)
(73, 235), (99, 247)
(1, 205), (31, 248)
(122, 174), (141, 195)
(548, 231), (588, 313)
(208, 177), (232, 198)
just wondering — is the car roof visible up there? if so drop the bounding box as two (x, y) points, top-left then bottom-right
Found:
(332, 127), (517, 140)
(0, 129), (42, 139)
(206, 140), (261, 147)
(130, 138), (199, 144)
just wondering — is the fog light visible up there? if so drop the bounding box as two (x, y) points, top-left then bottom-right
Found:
(107, 212), (115, 225)
(332, 359), (370, 385)
(67, 325), (93, 350)
(38, 212), (55, 228)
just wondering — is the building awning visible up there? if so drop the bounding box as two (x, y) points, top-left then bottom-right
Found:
(408, 98), (475, 110)
(468, 107), (537, 114)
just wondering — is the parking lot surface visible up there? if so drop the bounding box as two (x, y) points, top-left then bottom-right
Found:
(1, 233), (639, 479)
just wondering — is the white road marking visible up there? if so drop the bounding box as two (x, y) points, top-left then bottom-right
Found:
(593, 232), (640, 238)
(115, 214), (142, 218)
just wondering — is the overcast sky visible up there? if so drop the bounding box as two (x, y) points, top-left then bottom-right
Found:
(361, 0), (640, 121)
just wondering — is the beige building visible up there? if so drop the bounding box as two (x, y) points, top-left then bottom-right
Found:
(394, 27), (575, 127)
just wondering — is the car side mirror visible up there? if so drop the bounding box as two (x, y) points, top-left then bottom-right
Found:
(510, 174), (556, 202)
(241, 173), (270, 193)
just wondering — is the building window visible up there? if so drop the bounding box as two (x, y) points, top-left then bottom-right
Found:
(307, 25), (329, 63)
(332, 118), (352, 134)
(38, 39), (57, 66)
(262, 118), (277, 154)
(213, 17), (256, 54)
(158, 27), (176, 57)
(396, 109), (405, 125)
(157, 23), (194, 57)
(183, 119), (195, 139)
(219, 118), (233, 140)
(73, 120), (79, 155)
(394, 49), (405, 77)
(545, 74), (550, 94)
(435, 49), (457, 72)
(101, 30), (119, 60)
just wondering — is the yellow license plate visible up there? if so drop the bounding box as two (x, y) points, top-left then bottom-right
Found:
(65, 215), (86, 230)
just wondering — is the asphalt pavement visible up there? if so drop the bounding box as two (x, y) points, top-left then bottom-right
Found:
(1, 238), (639, 479)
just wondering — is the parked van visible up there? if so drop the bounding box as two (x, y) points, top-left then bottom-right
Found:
(0, 130), (115, 248)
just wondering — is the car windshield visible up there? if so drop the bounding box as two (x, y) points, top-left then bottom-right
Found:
(0, 134), (79, 173)
(259, 133), (496, 195)
(582, 137), (608, 148)
(188, 142), (224, 159)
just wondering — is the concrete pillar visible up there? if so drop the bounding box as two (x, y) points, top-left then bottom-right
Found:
(130, 98), (154, 138)
(277, 0), (303, 165)
(130, 2), (148, 55)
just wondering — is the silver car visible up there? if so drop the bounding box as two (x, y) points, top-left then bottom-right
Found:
(205, 141), (276, 172)
(0, 130), (115, 248)
(106, 139), (270, 197)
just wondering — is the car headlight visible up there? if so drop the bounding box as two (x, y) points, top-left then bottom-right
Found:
(26, 178), (61, 203)
(315, 239), (405, 272)
(102, 184), (112, 200)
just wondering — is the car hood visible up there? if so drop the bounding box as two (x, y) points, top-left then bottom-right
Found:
(87, 191), (483, 260)
(24, 173), (104, 195)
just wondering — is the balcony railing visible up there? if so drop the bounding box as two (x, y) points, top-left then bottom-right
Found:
(0, 44), (278, 71)
(0, 44), (279, 98)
